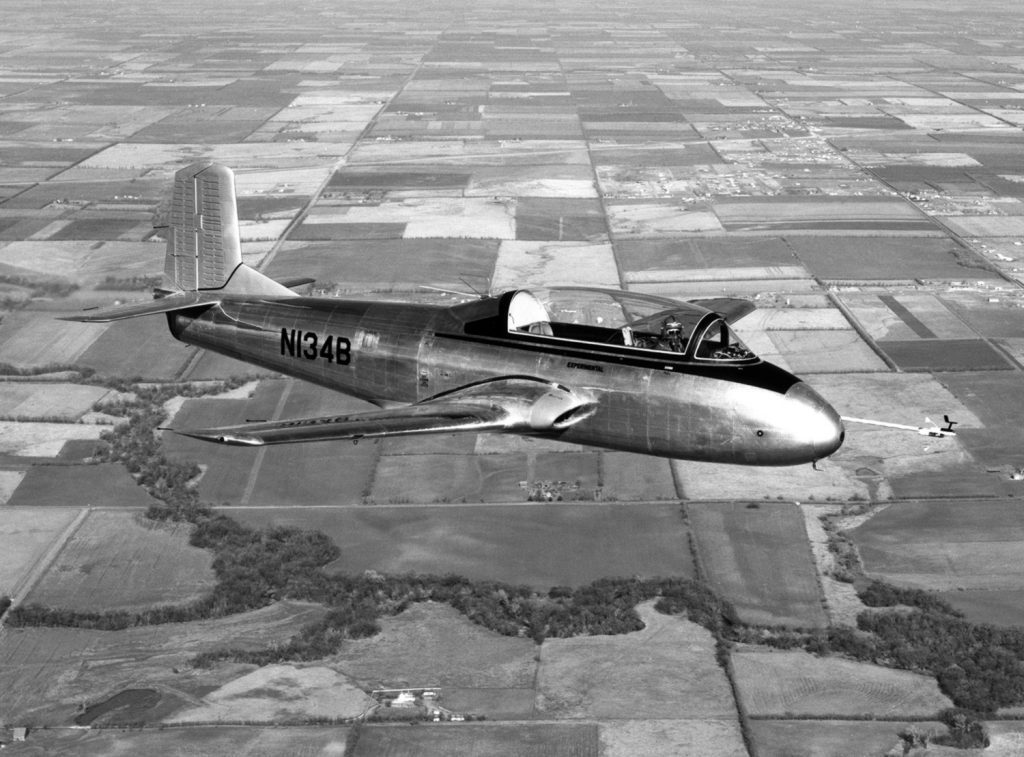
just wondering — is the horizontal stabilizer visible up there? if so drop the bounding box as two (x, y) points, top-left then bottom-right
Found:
(273, 276), (316, 289)
(175, 377), (596, 447)
(58, 292), (220, 323)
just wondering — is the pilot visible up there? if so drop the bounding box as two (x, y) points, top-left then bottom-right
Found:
(659, 315), (685, 353)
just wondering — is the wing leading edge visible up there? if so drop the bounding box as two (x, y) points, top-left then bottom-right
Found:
(174, 377), (597, 447)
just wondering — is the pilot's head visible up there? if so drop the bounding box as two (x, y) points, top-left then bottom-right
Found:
(663, 316), (682, 338)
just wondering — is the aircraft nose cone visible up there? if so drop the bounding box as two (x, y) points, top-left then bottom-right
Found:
(784, 381), (845, 460)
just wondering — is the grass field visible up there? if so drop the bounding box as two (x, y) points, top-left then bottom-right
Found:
(25, 509), (215, 612)
(748, 719), (946, 757)
(537, 602), (737, 720)
(0, 726), (352, 756)
(600, 720), (747, 757)
(329, 602), (537, 690)
(76, 315), (194, 380)
(7, 463), (159, 508)
(353, 723), (599, 757)
(0, 422), (106, 457)
(265, 238), (497, 292)
(0, 382), (110, 421)
(852, 499), (1024, 592)
(686, 502), (827, 628)
(233, 502), (693, 590)
(0, 310), (108, 368)
(369, 449), (601, 504)
(490, 241), (620, 291)
(788, 235), (993, 281)
(733, 648), (952, 717)
(170, 664), (374, 723)
(0, 506), (81, 599)
(0, 600), (327, 725)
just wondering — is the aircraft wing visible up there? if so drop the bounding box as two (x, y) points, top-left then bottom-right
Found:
(174, 377), (596, 447)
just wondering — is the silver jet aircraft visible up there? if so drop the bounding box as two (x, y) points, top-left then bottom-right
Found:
(68, 162), (845, 465)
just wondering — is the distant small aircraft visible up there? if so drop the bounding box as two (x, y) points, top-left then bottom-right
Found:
(66, 162), (845, 466)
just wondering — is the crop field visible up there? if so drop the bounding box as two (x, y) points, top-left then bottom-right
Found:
(852, 499), (1024, 592)
(0, 421), (106, 457)
(686, 502), (827, 627)
(940, 588), (1024, 628)
(0, 506), (80, 598)
(353, 723), (600, 757)
(0, 600), (327, 725)
(537, 603), (736, 720)
(370, 452), (532, 503)
(265, 238), (498, 292)
(7, 463), (159, 508)
(490, 241), (619, 291)
(937, 371), (1024, 468)
(77, 315), (194, 380)
(748, 720), (946, 757)
(328, 602), (537, 690)
(234, 502), (692, 589)
(170, 664), (374, 723)
(0, 726), (353, 756)
(880, 338), (1012, 372)
(600, 720), (747, 757)
(246, 382), (380, 507)
(514, 197), (606, 242)
(25, 509), (215, 612)
(605, 202), (724, 237)
(787, 235), (991, 281)
(0, 382), (109, 420)
(766, 329), (889, 373)
(0, 310), (108, 368)
(0, 240), (164, 283)
(601, 452), (677, 501)
(441, 687), (537, 719)
(732, 648), (951, 717)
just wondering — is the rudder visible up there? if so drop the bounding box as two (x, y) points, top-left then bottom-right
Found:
(164, 162), (242, 292)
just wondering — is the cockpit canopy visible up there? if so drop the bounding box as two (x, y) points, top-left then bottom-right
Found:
(458, 287), (757, 363)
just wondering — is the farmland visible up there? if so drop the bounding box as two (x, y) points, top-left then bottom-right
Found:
(0, 726), (353, 756)
(852, 499), (1024, 592)
(536, 602), (737, 720)
(4, 0), (1024, 752)
(0, 600), (327, 725)
(328, 602), (537, 690)
(233, 503), (694, 590)
(733, 647), (952, 717)
(686, 502), (827, 628)
(24, 509), (215, 612)
(351, 723), (600, 757)
(0, 507), (81, 600)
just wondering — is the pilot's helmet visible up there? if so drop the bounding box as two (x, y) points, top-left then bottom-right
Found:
(663, 316), (683, 336)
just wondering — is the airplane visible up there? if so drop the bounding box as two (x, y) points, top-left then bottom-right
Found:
(65, 161), (845, 466)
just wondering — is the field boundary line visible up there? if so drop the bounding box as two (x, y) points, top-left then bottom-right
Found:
(239, 380), (294, 507)
(8, 506), (90, 608)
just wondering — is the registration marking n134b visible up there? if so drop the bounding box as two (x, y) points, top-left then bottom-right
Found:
(281, 328), (351, 365)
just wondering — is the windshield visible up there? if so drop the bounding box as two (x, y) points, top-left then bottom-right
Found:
(693, 318), (755, 361)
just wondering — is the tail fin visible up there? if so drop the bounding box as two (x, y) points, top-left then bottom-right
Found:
(61, 162), (296, 323)
(164, 162), (241, 292)
(163, 161), (295, 298)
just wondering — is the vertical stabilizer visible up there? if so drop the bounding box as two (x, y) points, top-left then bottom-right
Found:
(164, 162), (242, 292)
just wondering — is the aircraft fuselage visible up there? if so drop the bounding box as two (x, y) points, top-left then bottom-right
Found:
(169, 296), (844, 465)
